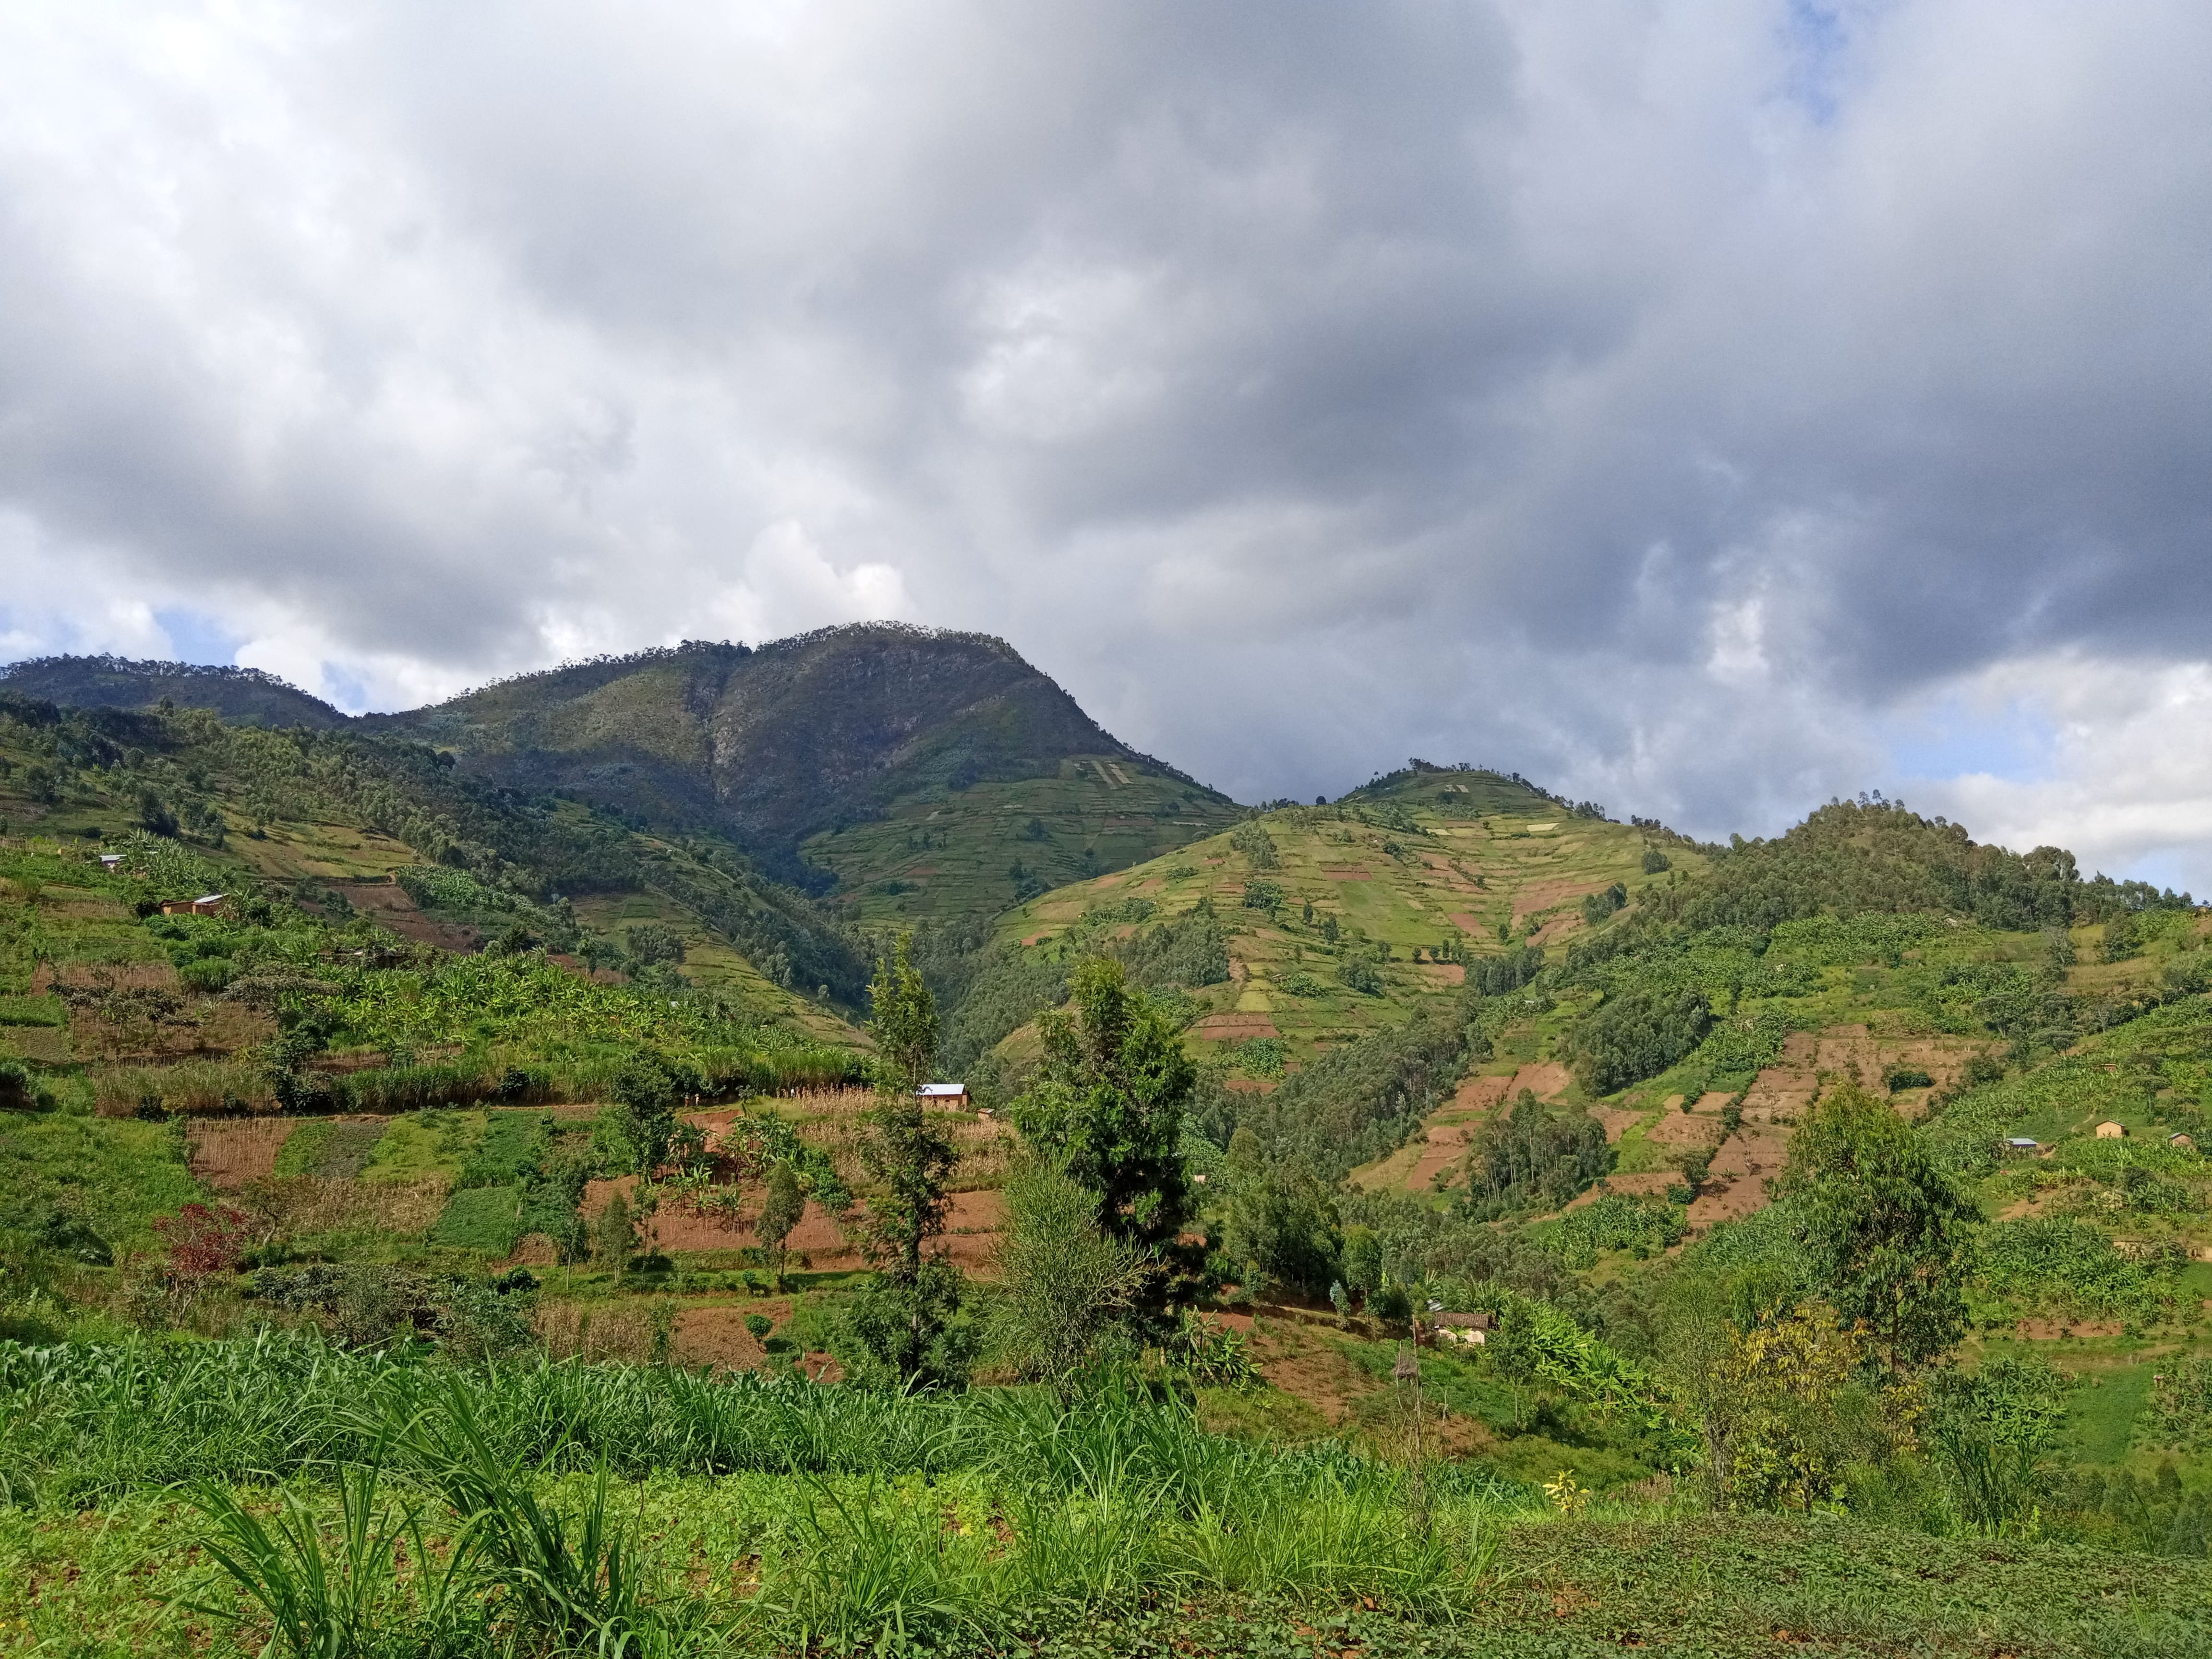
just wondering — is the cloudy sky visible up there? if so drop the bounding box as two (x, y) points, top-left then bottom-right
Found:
(3, 2), (2210, 886)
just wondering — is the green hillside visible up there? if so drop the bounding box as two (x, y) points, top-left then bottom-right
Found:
(4, 628), (1241, 924)
(373, 625), (1239, 903)
(0, 655), (350, 728)
(805, 752), (1240, 926)
(991, 763), (1695, 1073)
(0, 685), (872, 1039)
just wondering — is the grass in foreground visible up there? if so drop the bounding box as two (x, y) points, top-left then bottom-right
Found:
(5, 1336), (2211, 1657)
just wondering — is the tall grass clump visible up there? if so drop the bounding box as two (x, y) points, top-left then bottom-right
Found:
(9, 1337), (1509, 1653)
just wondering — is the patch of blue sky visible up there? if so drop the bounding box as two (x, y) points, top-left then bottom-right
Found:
(319, 662), (372, 715)
(153, 606), (246, 668)
(1777, 0), (1856, 126)
(1878, 689), (2057, 789)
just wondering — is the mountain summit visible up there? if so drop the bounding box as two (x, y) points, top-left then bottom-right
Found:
(4, 624), (1238, 907)
(374, 623), (1219, 882)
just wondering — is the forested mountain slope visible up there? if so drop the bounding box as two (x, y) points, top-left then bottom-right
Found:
(368, 625), (1240, 896)
(6, 625), (1241, 918)
(0, 656), (349, 729)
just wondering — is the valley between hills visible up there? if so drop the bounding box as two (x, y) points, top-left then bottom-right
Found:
(3, 625), (2211, 1658)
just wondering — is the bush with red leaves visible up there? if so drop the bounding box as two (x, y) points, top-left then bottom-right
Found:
(153, 1202), (248, 1282)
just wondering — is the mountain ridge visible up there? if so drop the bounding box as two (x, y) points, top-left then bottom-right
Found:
(1, 624), (1241, 908)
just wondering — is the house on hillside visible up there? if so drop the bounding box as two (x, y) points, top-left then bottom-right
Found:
(2095, 1120), (2128, 1139)
(159, 893), (226, 916)
(98, 853), (124, 873)
(2171, 1132), (2196, 1150)
(916, 1082), (968, 1106)
(1427, 1311), (1495, 1346)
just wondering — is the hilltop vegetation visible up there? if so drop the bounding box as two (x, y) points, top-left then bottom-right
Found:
(2, 627), (1240, 922)
(370, 625), (1238, 899)
(0, 655), (350, 729)
(0, 684), (877, 1011)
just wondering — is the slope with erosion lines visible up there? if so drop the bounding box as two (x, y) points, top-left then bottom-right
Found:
(995, 767), (1691, 1081)
(805, 754), (1240, 926)
(0, 690), (867, 1042)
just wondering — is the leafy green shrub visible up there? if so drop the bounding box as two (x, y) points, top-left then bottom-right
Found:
(1234, 1037), (1287, 1077)
(1977, 1217), (2176, 1321)
(1883, 1063), (1935, 1092)
(457, 1110), (544, 1190)
(1243, 879), (1284, 912)
(1526, 1191), (1683, 1268)
(1570, 985), (1712, 1094)
(1340, 957), (1383, 996)
(0, 1058), (48, 1111)
(2145, 1357), (2212, 1450)
(1579, 883), (1627, 927)
(1230, 823), (1279, 869)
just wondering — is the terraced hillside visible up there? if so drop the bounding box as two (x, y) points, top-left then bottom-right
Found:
(992, 763), (1698, 1076)
(0, 685), (871, 1037)
(805, 752), (1239, 926)
(1344, 799), (2212, 1296)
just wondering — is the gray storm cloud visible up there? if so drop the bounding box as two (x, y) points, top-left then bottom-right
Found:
(2, 2), (2210, 881)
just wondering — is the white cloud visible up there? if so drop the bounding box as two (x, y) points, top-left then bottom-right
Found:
(0, 2), (2209, 876)
(1903, 655), (2212, 895)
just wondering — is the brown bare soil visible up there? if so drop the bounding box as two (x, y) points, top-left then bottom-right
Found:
(187, 1118), (299, 1188)
(1244, 1329), (1383, 1426)
(1591, 1107), (1647, 1144)
(1685, 1121), (1791, 1230)
(1417, 962), (1466, 986)
(1505, 1061), (1572, 1099)
(1224, 1078), (1277, 1094)
(332, 879), (482, 953)
(1509, 878), (1615, 921)
(1454, 1073), (1516, 1110)
(1646, 1111), (1725, 1149)
(1402, 1121), (1476, 1190)
(673, 1301), (777, 1370)
(2016, 1319), (2124, 1340)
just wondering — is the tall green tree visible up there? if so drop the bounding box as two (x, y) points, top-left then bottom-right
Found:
(990, 1156), (1154, 1381)
(851, 934), (969, 1387)
(757, 1161), (806, 1291)
(1776, 1081), (1980, 1372)
(1011, 958), (1194, 1250)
